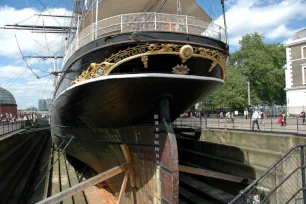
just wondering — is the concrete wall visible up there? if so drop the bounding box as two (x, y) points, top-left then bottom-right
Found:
(196, 129), (306, 178)
(286, 89), (306, 113)
(0, 129), (50, 203)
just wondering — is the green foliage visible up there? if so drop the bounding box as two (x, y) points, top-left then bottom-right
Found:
(199, 66), (248, 109)
(200, 32), (286, 109)
(24, 107), (38, 111)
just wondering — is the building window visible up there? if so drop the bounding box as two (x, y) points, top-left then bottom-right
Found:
(303, 46), (306, 58)
(303, 65), (306, 85)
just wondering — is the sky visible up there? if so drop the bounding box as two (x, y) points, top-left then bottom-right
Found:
(0, 0), (306, 109)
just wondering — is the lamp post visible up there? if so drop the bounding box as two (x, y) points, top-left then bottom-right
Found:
(248, 81), (251, 106)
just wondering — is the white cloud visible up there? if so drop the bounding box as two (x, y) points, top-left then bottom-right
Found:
(265, 25), (299, 39)
(0, 6), (72, 58)
(5, 78), (54, 109)
(0, 64), (54, 109)
(0, 65), (35, 79)
(215, 0), (306, 46)
(0, 6), (72, 109)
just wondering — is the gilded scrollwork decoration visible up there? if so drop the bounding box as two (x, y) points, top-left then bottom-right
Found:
(209, 61), (218, 72)
(71, 43), (227, 85)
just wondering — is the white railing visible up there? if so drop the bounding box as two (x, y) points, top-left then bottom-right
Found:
(63, 12), (227, 64)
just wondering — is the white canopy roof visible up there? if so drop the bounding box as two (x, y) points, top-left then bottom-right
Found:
(96, 0), (211, 21)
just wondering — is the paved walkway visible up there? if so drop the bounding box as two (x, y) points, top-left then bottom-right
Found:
(174, 117), (306, 135)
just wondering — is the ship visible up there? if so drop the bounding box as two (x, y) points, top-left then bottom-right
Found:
(51, 0), (229, 203)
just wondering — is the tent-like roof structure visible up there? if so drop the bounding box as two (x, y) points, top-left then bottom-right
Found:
(96, 0), (211, 21)
(0, 87), (16, 105)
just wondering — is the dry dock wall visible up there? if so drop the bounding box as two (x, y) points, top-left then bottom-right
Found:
(181, 129), (306, 179)
(0, 129), (50, 204)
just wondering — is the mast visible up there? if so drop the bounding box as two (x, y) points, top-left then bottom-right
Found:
(220, 0), (228, 43)
(95, 0), (99, 38)
(177, 0), (182, 15)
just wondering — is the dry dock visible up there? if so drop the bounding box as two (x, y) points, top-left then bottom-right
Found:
(1, 121), (305, 203)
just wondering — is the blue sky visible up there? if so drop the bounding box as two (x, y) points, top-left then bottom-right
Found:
(0, 0), (306, 109)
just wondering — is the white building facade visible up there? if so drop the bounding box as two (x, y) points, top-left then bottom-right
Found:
(285, 28), (306, 114)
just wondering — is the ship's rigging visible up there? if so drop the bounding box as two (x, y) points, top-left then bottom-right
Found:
(0, 0), (75, 100)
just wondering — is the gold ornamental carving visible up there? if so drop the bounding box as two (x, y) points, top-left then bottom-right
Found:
(209, 61), (218, 72)
(71, 44), (227, 85)
(172, 64), (190, 75)
(179, 45), (193, 63)
(141, 56), (148, 68)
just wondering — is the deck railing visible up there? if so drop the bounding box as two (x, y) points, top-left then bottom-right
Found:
(63, 12), (226, 64)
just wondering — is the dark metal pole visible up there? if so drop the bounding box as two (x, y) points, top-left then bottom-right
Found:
(177, 0), (182, 15)
(300, 146), (306, 203)
(220, 0), (228, 43)
(35, 14), (74, 18)
(297, 117), (299, 134)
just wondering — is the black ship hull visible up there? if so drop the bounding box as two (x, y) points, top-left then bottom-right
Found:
(51, 31), (228, 203)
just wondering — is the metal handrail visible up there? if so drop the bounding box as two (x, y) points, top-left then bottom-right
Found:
(0, 120), (31, 136)
(229, 145), (306, 203)
(63, 12), (227, 64)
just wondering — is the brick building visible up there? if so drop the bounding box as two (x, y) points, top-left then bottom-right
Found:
(0, 87), (17, 119)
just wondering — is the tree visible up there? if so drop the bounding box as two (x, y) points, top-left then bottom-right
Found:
(24, 107), (38, 111)
(230, 33), (286, 105)
(200, 32), (286, 109)
(199, 66), (250, 109)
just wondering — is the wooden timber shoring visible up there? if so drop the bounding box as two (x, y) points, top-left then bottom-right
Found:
(37, 144), (135, 204)
(120, 144), (136, 187)
(179, 165), (253, 184)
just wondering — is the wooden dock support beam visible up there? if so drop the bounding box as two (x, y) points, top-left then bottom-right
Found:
(118, 169), (130, 204)
(37, 144), (135, 204)
(120, 144), (135, 187)
(179, 165), (252, 184)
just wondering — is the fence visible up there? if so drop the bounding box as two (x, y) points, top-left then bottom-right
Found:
(0, 120), (32, 136)
(63, 12), (226, 64)
(229, 145), (306, 204)
(195, 106), (306, 118)
(173, 117), (306, 135)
